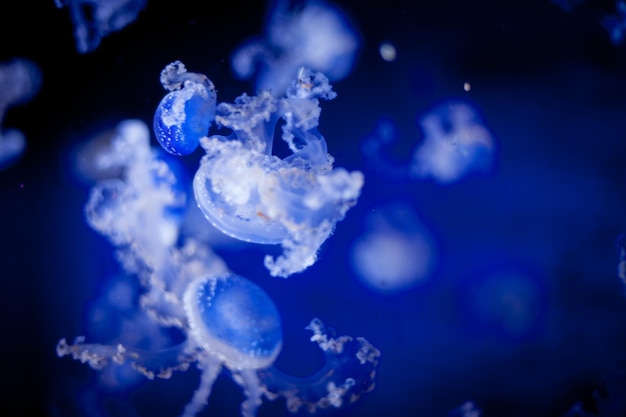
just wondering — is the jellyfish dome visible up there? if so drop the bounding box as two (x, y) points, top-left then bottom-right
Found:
(184, 273), (282, 370)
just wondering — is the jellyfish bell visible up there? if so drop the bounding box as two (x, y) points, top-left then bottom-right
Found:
(153, 61), (217, 156)
(184, 273), (283, 371)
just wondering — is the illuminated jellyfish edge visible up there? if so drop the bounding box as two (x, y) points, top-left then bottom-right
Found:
(192, 149), (290, 244)
(183, 273), (283, 371)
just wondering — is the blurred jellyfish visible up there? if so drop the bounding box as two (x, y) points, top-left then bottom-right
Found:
(462, 268), (545, 340)
(350, 203), (437, 294)
(379, 42), (397, 62)
(154, 61), (364, 277)
(604, 1), (626, 45)
(0, 58), (41, 169)
(412, 100), (496, 184)
(55, 0), (146, 53)
(449, 401), (482, 417)
(552, 0), (586, 13)
(58, 118), (380, 417)
(362, 100), (496, 184)
(231, 0), (360, 95)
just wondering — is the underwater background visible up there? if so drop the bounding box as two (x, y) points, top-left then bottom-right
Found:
(3, 0), (626, 416)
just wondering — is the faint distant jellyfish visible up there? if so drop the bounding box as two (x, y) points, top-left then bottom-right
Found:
(379, 42), (397, 62)
(59, 273), (381, 417)
(617, 234), (626, 290)
(231, 0), (360, 95)
(463, 269), (544, 340)
(449, 401), (482, 417)
(0, 58), (41, 169)
(551, 0), (586, 13)
(155, 61), (364, 277)
(361, 100), (496, 184)
(350, 204), (436, 294)
(604, 0), (626, 45)
(412, 100), (496, 184)
(55, 0), (146, 53)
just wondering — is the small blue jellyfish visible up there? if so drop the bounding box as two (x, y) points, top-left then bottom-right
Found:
(153, 61), (217, 156)
(58, 119), (380, 417)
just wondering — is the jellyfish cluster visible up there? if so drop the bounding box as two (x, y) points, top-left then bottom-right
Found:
(57, 66), (379, 416)
(154, 61), (364, 277)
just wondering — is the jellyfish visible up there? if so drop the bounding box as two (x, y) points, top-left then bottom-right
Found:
(155, 62), (364, 277)
(350, 203), (437, 294)
(448, 401), (482, 417)
(361, 99), (496, 185)
(412, 100), (496, 184)
(231, 0), (360, 95)
(0, 57), (41, 169)
(55, 0), (146, 53)
(58, 118), (380, 417)
(603, 0), (626, 45)
(153, 61), (217, 156)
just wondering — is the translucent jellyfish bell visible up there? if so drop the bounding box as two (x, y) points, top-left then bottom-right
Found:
(154, 61), (217, 156)
(184, 273), (282, 370)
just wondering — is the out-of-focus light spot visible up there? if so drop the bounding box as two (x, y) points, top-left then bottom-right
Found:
(379, 43), (397, 62)
(464, 82), (471, 92)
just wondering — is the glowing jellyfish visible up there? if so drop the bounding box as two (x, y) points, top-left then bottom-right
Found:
(361, 100), (496, 184)
(350, 203), (437, 294)
(231, 0), (360, 95)
(55, 0), (146, 53)
(154, 62), (364, 277)
(0, 57), (41, 169)
(153, 61), (217, 156)
(58, 118), (380, 417)
(413, 100), (496, 184)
